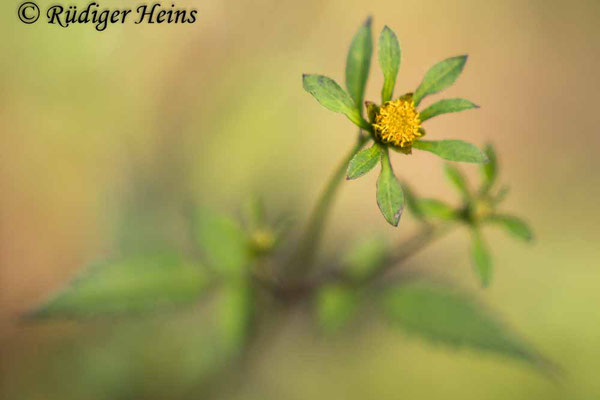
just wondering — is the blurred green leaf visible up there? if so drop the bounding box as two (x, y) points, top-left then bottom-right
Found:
(417, 198), (457, 220)
(378, 26), (401, 103)
(492, 185), (510, 205)
(481, 143), (498, 191)
(471, 230), (492, 287)
(488, 214), (534, 242)
(347, 143), (381, 180)
(193, 208), (249, 276)
(413, 140), (488, 163)
(343, 236), (389, 281)
(303, 74), (368, 129)
(444, 163), (470, 199)
(381, 282), (540, 363)
(345, 17), (373, 109)
(420, 98), (479, 122)
(414, 55), (468, 106)
(402, 183), (424, 220)
(215, 280), (254, 354)
(242, 194), (266, 231)
(377, 150), (404, 226)
(31, 253), (210, 318)
(316, 284), (358, 333)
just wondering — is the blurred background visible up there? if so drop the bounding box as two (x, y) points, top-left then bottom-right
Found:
(2, 0), (600, 398)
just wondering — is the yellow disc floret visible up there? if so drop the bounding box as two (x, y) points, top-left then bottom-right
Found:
(373, 95), (422, 148)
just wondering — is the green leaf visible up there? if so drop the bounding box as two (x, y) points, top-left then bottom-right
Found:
(413, 140), (488, 163)
(343, 236), (389, 281)
(416, 198), (457, 220)
(488, 214), (534, 242)
(215, 280), (254, 354)
(347, 143), (381, 180)
(492, 185), (510, 205)
(471, 230), (492, 287)
(381, 282), (540, 363)
(316, 285), (358, 333)
(414, 55), (468, 106)
(193, 208), (249, 276)
(376, 150), (404, 226)
(420, 98), (479, 122)
(378, 26), (401, 103)
(481, 143), (498, 191)
(30, 253), (210, 318)
(444, 163), (470, 199)
(302, 74), (369, 129)
(345, 17), (373, 109)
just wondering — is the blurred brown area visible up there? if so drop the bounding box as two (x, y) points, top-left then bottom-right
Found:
(1, 0), (600, 398)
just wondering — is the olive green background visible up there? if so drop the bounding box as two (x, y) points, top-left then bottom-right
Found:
(2, 0), (599, 398)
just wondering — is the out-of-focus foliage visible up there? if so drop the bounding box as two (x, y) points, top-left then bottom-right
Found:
(30, 253), (210, 318)
(381, 282), (540, 363)
(342, 236), (389, 281)
(405, 144), (533, 287)
(316, 284), (358, 333)
(18, 17), (553, 400)
(193, 208), (250, 277)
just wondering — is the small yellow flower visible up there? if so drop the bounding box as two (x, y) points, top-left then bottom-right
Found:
(250, 228), (276, 254)
(373, 94), (423, 148)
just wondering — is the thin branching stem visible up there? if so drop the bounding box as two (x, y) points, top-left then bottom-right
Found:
(368, 223), (455, 285)
(291, 132), (369, 273)
(271, 223), (456, 300)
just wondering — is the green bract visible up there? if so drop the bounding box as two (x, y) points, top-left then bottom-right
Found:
(302, 18), (486, 226)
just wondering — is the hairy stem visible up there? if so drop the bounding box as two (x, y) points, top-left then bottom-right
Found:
(292, 132), (369, 273)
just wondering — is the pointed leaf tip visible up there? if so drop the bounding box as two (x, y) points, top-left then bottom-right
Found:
(346, 18), (373, 109)
(382, 282), (545, 365)
(378, 25), (401, 103)
(488, 214), (534, 242)
(376, 150), (404, 226)
(414, 55), (469, 106)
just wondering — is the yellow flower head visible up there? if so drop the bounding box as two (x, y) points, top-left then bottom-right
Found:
(373, 94), (423, 148)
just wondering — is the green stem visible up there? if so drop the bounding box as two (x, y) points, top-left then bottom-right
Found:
(292, 133), (369, 273)
(368, 223), (455, 285)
